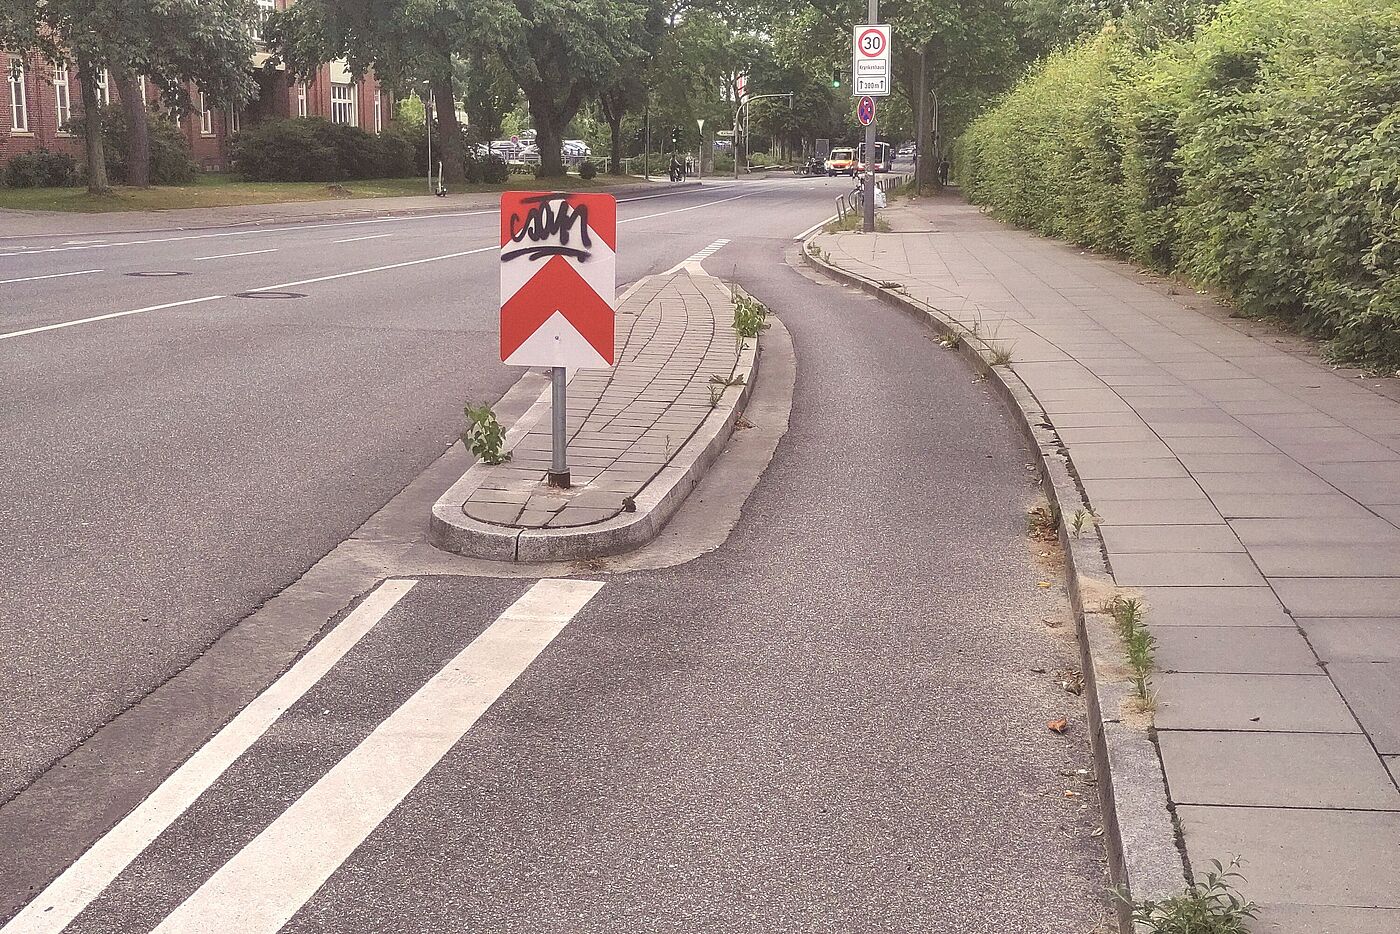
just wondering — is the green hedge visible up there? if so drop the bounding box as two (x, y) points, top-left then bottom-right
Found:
(230, 118), (415, 182)
(959, 0), (1400, 369)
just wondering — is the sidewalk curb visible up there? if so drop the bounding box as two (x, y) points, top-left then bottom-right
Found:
(430, 272), (760, 563)
(0, 181), (703, 241)
(800, 239), (1187, 931)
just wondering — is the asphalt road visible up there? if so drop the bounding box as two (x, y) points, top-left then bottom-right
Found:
(2, 172), (1108, 930)
(0, 179), (843, 802)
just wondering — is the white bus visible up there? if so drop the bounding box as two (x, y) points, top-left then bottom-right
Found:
(858, 141), (894, 173)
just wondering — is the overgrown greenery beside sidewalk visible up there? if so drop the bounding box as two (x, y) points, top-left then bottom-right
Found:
(957, 0), (1400, 370)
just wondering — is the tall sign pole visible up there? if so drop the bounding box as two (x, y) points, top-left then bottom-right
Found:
(862, 0), (877, 232)
(853, 13), (891, 233)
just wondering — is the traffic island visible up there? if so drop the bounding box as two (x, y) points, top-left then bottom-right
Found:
(430, 268), (759, 562)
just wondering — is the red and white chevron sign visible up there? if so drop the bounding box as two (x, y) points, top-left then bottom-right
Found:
(500, 191), (616, 368)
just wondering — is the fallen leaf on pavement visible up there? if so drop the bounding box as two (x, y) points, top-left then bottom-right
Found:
(1047, 718), (1069, 733)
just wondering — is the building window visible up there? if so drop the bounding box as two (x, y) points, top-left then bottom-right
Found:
(54, 63), (71, 132)
(95, 68), (110, 105)
(297, 81), (307, 117)
(8, 58), (28, 132)
(373, 92), (381, 133)
(199, 92), (213, 135)
(228, 105), (241, 135)
(330, 82), (356, 126)
(139, 74), (147, 102)
(251, 0), (275, 42)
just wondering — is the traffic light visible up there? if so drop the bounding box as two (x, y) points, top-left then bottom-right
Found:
(831, 70), (841, 88)
(671, 126), (682, 147)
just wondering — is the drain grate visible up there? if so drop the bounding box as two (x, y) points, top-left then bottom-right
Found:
(126, 271), (191, 278)
(233, 290), (307, 300)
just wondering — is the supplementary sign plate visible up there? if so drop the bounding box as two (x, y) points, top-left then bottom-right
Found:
(853, 24), (891, 96)
(500, 192), (616, 368)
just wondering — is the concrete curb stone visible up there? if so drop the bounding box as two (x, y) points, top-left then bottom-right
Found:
(800, 236), (1187, 932)
(430, 270), (760, 563)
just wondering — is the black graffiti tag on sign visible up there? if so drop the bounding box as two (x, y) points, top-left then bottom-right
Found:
(503, 193), (593, 262)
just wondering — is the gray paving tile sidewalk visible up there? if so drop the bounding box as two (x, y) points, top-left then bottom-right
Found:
(465, 270), (743, 529)
(813, 195), (1400, 931)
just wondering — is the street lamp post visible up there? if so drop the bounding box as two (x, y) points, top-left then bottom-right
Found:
(420, 82), (434, 197)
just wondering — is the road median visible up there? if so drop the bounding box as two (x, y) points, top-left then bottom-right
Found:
(431, 267), (760, 563)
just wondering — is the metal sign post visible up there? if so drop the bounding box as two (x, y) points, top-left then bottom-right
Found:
(499, 192), (618, 489)
(853, 12), (890, 233)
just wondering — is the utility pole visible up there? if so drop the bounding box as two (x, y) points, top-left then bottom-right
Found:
(862, 0), (877, 232)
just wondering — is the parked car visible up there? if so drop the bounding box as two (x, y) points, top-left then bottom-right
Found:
(824, 147), (858, 176)
(563, 139), (591, 158)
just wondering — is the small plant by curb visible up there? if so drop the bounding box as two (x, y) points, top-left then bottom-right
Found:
(707, 384), (723, 408)
(463, 403), (510, 465)
(1115, 858), (1258, 934)
(1027, 504), (1060, 543)
(988, 340), (1015, 366)
(1106, 595), (1155, 710)
(733, 293), (769, 339)
(1070, 508), (1098, 538)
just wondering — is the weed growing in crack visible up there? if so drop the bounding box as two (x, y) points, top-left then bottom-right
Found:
(1115, 858), (1258, 934)
(1070, 508), (1098, 538)
(463, 403), (510, 465)
(707, 384), (724, 408)
(1106, 595), (1156, 709)
(733, 293), (769, 339)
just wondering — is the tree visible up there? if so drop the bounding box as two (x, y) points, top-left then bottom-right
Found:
(499, 0), (665, 177)
(0, 0), (255, 191)
(459, 52), (518, 141)
(268, 0), (510, 185)
(599, 75), (646, 173)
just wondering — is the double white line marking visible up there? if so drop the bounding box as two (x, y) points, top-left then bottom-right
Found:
(4, 577), (604, 934)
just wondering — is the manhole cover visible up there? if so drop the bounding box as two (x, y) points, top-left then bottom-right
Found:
(234, 290), (307, 300)
(125, 271), (191, 278)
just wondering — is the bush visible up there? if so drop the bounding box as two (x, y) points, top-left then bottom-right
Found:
(68, 106), (198, 185)
(578, 160), (598, 180)
(231, 118), (414, 182)
(3, 149), (79, 188)
(959, 0), (1400, 370)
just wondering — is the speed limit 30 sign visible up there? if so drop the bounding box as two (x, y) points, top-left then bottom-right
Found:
(852, 23), (891, 97)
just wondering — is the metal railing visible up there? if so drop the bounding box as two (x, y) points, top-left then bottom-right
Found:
(834, 172), (914, 223)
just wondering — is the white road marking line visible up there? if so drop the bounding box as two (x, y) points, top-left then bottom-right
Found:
(0, 579), (418, 934)
(0, 213), (494, 259)
(0, 269), (102, 285)
(331, 233), (394, 244)
(0, 186), (723, 259)
(246, 246), (494, 293)
(793, 216), (836, 241)
(621, 189), (764, 223)
(662, 239), (732, 275)
(0, 295), (226, 343)
(193, 249), (279, 262)
(152, 578), (605, 934)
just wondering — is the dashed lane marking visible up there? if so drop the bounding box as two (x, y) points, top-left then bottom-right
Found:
(193, 249), (279, 262)
(0, 580), (418, 934)
(0, 269), (102, 285)
(331, 233), (394, 244)
(152, 578), (605, 934)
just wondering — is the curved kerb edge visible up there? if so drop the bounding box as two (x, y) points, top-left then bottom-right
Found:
(429, 298), (760, 563)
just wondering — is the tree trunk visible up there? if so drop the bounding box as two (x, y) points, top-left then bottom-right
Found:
(431, 72), (466, 186)
(915, 47), (935, 193)
(608, 114), (623, 175)
(114, 69), (150, 188)
(530, 98), (565, 178)
(77, 58), (110, 194)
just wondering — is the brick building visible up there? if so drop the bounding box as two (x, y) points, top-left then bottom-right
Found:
(1, 0), (390, 174)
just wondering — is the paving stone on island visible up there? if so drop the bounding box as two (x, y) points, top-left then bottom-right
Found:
(809, 194), (1400, 930)
(431, 267), (759, 561)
